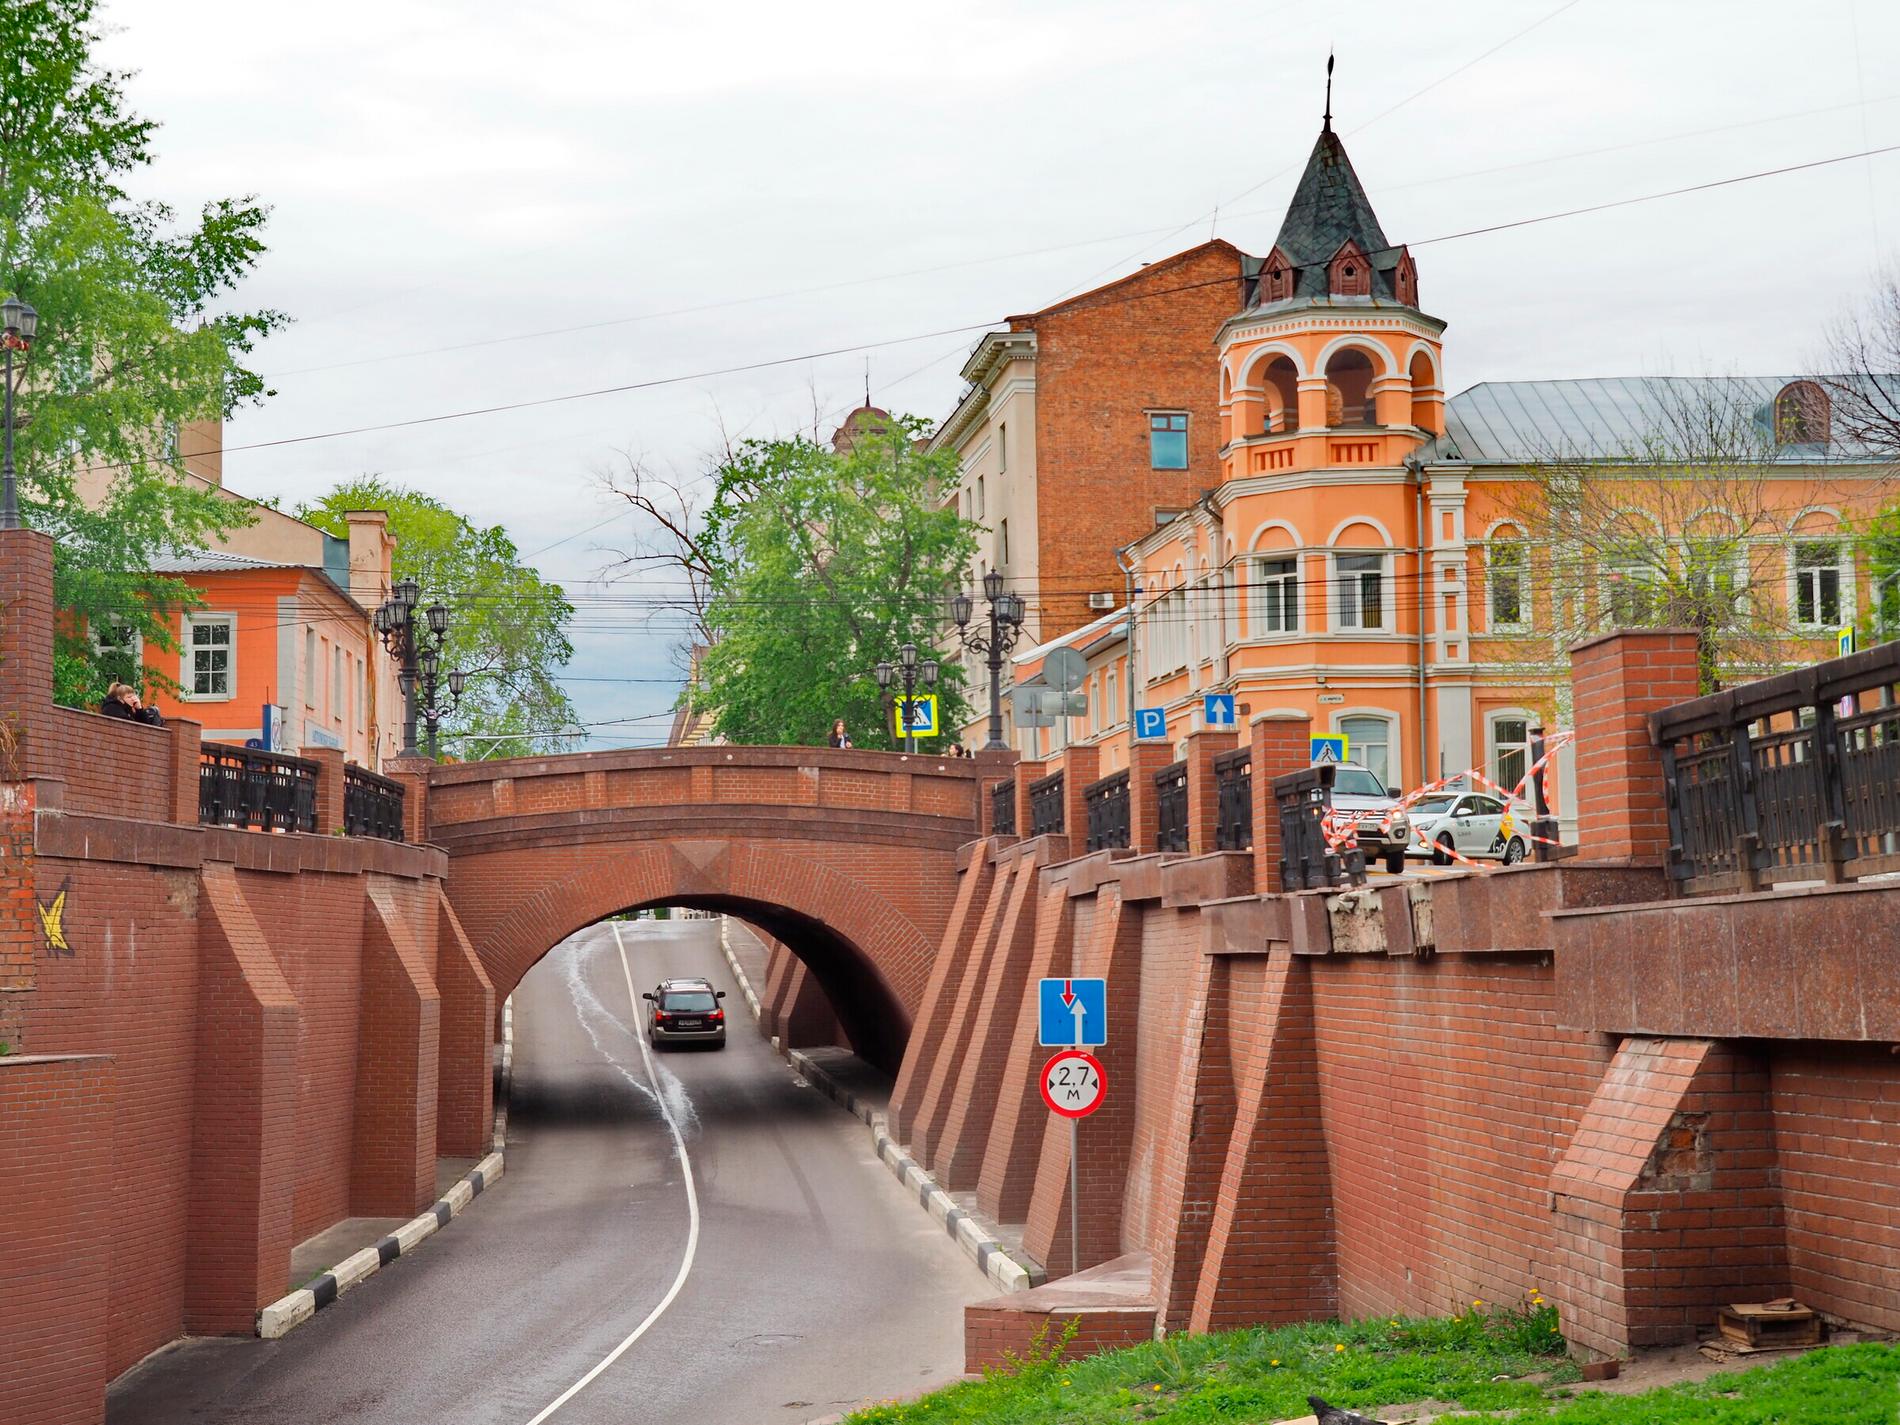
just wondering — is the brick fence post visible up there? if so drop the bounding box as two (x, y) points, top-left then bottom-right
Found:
(0, 529), (55, 776)
(1251, 712), (1311, 892)
(168, 717), (203, 825)
(1013, 760), (1045, 839)
(1125, 741), (1173, 853)
(1568, 629), (1700, 863)
(304, 745), (346, 835)
(1060, 744), (1099, 844)
(1184, 728), (1240, 854)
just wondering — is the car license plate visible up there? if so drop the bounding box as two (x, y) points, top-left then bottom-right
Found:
(675, 1019), (702, 1029)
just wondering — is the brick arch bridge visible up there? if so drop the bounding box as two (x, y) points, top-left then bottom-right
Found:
(421, 746), (987, 1071)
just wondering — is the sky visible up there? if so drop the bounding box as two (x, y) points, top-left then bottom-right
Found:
(98, 0), (1900, 748)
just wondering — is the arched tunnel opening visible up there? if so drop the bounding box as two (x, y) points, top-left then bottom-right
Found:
(606, 896), (908, 1075)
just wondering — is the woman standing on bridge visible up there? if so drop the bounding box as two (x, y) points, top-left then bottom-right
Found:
(828, 718), (852, 749)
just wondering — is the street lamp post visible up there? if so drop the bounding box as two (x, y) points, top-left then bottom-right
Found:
(873, 645), (940, 753)
(375, 583), (465, 759)
(2, 294), (41, 532)
(950, 570), (1026, 752)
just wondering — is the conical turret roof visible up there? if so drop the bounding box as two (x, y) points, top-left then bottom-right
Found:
(1256, 121), (1413, 306)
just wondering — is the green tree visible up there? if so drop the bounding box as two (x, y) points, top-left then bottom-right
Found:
(3, 0), (287, 706)
(298, 479), (579, 759)
(695, 417), (977, 748)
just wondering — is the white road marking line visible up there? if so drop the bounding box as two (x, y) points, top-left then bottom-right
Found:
(521, 924), (702, 1425)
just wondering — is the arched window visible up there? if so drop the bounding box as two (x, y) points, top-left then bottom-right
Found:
(1324, 349), (1376, 427)
(1259, 355), (1300, 433)
(1408, 350), (1438, 433)
(1774, 380), (1830, 445)
(1339, 714), (1396, 789)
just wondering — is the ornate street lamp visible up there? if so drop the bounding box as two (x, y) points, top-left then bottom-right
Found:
(375, 587), (465, 759)
(951, 576), (1026, 751)
(2, 294), (41, 531)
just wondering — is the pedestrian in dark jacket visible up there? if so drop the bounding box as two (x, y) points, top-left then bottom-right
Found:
(100, 682), (164, 727)
(828, 718), (852, 749)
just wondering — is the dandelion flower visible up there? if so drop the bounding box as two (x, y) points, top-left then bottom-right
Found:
(1335, 1343), (1347, 1353)
(1473, 1299), (1485, 1308)
(1152, 1384), (1163, 1392)
(1270, 1359), (1281, 1367)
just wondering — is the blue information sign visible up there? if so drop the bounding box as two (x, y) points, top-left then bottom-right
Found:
(1038, 977), (1107, 1047)
(1203, 692), (1237, 728)
(1133, 706), (1168, 741)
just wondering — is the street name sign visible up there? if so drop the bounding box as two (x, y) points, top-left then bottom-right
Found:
(1039, 1049), (1106, 1119)
(1310, 733), (1348, 765)
(1038, 976), (1106, 1046)
(1203, 692), (1237, 728)
(1133, 706), (1168, 741)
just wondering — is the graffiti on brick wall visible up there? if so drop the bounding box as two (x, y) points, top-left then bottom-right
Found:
(37, 875), (73, 957)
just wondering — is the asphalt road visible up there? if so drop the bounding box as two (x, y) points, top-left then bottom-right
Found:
(109, 918), (981, 1425)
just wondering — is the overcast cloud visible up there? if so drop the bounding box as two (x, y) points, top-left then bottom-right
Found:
(97, 0), (1900, 747)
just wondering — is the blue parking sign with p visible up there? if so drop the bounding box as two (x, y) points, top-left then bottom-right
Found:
(1133, 706), (1168, 741)
(1038, 977), (1107, 1047)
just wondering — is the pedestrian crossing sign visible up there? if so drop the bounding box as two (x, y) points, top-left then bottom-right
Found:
(893, 694), (939, 737)
(1310, 734), (1348, 765)
(1839, 626), (1855, 658)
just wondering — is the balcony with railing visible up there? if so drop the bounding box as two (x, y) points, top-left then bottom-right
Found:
(199, 744), (319, 834)
(1084, 770), (1130, 852)
(991, 778), (1016, 837)
(1155, 761), (1188, 853)
(1655, 639), (1900, 894)
(344, 764), (406, 841)
(1028, 771), (1065, 837)
(1214, 748), (1252, 850)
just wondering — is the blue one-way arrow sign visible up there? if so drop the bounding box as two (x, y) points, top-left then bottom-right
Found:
(1038, 976), (1106, 1047)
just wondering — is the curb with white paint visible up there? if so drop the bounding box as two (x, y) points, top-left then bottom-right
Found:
(718, 921), (1044, 1295)
(256, 995), (516, 1339)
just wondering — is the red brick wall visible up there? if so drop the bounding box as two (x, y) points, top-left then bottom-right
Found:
(1029, 241), (1248, 640)
(1569, 629), (1699, 862)
(1308, 954), (1612, 1322)
(0, 1054), (114, 1425)
(1770, 1044), (1900, 1331)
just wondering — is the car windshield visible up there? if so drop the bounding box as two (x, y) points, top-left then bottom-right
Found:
(1331, 767), (1387, 798)
(1411, 795), (1457, 815)
(662, 991), (716, 1012)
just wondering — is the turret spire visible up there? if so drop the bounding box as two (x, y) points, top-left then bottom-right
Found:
(1324, 50), (1334, 133)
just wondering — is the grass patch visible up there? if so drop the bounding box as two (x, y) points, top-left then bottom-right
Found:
(842, 1303), (1900, 1425)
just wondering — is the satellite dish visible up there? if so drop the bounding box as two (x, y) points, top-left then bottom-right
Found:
(1043, 646), (1086, 693)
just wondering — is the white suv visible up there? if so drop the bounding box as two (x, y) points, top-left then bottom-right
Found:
(1325, 765), (1411, 875)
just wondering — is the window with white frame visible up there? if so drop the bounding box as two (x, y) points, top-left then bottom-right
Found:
(183, 614), (235, 699)
(1792, 540), (1845, 628)
(997, 422), (1007, 474)
(1489, 715), (1533, 801)
(304, 630), (318, 708)
(1333, 553), (1386, 630)
(333, 646), (345, 720)
(1106, 667), (1118, 727)
(976, 476), (985, 519)
(1339, 715), (1394, 789)
(1684, 536), (1747, 614)
(1255, 557), (1298, 633)
(1486, 541), (1528, 630)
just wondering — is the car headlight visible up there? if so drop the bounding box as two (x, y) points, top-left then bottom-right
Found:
(1388, 812), (1409, 833)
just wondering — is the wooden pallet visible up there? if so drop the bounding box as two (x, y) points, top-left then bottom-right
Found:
(1717, 1300), (1822, 1349)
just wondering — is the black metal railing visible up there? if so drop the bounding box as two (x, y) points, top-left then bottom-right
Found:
(1028, 771), (1065, 837)
(1084, 770), (1130, 851)
(1653, 638), (1900, 894)
(1214, 747), (1253, 850)
(344, 764), (406, 841)
(200, 744), (318, 834)
(1274, 763), (1365, 890)
(1155, 760), (1188, 853)
(991, 778), (1017, 837)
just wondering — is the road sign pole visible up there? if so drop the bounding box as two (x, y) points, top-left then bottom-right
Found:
(1069, 1113), (1080, 1276)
